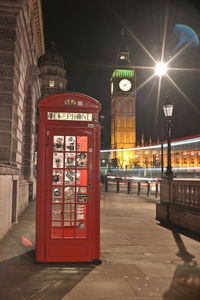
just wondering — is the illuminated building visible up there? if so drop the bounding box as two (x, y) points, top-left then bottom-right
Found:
(133, 135), (200, 169)
(110, 29), (136, 168)
(101, 135), (200, 177)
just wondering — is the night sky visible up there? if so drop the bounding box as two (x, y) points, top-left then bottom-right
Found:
(41, 0), (200, 148)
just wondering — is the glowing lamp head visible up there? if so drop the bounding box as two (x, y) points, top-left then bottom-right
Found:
(162, 97), (174, 117)
(155, 62), (168, 77)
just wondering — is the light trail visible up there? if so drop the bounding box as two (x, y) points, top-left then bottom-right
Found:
(100, 136), (200, 153)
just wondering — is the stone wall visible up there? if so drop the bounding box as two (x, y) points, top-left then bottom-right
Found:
(156, 179), (200, 234)
(0, 175), (13, 238)
(0, 0), (44, 240)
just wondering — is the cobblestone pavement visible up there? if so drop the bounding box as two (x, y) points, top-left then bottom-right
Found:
(0, 189), (200, 300)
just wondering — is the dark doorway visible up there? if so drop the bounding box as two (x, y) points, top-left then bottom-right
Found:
(12, 180), (18, 223)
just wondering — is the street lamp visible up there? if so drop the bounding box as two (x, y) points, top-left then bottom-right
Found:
(155, 62), (168, 77)
(162, 97), (174, 179)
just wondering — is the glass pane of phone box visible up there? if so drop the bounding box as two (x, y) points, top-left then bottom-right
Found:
(51, 223), (86, 239)
(51, 217), (87, 239)
(51, 135), (87, 239)
(51, 222), (75, 239)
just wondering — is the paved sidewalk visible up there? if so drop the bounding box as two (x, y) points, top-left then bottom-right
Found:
(0, 190), (200, 300)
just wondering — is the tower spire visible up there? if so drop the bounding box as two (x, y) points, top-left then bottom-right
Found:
(117, 28), (131, 68)
(121, 27), (125, 39)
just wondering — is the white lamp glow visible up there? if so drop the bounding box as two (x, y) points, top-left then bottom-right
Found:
(155, 62), (168, 77)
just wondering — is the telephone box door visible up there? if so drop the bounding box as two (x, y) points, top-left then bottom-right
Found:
(45, 129), (96, 261)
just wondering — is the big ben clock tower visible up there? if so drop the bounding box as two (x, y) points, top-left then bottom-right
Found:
(110, 30), (136, 168)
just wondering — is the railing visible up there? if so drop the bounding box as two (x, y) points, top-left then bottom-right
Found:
(171, 180), (200, 211)
(101, 166), (200, 179)
(103, 176), (160, 198)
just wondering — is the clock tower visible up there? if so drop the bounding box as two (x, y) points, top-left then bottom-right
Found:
(110, 30), (136, 168)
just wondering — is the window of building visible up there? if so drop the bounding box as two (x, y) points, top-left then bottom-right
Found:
(49, 80), (55, 87)
(60, 82), (63, 88)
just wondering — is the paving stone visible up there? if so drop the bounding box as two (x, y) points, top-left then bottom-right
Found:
(64, 276), (137, 299)
(126, 276), (190, 298)
(0, 189), (200, 300)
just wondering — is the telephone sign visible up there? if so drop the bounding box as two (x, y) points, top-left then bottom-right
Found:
(36, 92), (101, 262)
(47, 112), (92, 121)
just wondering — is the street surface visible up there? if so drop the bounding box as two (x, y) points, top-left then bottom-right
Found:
(0, 188), (200, 299)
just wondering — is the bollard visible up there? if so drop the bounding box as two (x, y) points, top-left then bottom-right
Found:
(155, 182), (158, 198)
(137, 182), (141, 195)
(147, 182), (150, 197)
(127, 180), (131, 194)
(116, 179), (120, 193)
(105, 178), (108, 192)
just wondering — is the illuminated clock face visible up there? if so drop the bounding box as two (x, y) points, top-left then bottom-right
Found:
(119, 79), (132, 91)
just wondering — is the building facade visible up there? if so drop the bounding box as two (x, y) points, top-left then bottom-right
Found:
(101, 135), (200, 178)
(0, 0), (44, 239)
(39, 41), (67, 97)
(110, 31), (136, 168)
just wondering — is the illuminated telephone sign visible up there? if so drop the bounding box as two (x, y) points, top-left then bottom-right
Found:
(47, 112), (92, 121)
(36, 92), (101, 263)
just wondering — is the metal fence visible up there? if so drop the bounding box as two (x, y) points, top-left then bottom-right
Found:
(103, 176), (160, 198)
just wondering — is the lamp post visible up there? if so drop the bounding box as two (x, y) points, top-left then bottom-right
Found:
(162, 97), (174, 179)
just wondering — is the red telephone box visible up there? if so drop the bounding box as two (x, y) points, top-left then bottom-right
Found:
(36, 92), (101, 262)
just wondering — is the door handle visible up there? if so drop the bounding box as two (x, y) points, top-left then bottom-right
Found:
(89, 184), (92, 189)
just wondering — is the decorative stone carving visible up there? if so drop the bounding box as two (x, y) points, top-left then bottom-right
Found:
(0, 106), (12, 118)
(0, 55), (14, 66)
(0, 133), (11, 146)
(0, 94), (12, 104)
(12, 138), (18, 151)
(0, 80), (13, 91)
(0, 42), (14, 52)
(0, 29), (16, 41)
(0, 120), (11, 131)
(0, 16), (16, 27)
(0, 148), (10, 161)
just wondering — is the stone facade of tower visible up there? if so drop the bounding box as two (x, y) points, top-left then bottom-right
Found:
(110, 33), (136, 168)
(0, 0), (44, 239)
(39, 42), (67, 97)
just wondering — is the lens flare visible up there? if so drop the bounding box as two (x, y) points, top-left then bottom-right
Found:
(155, 62), (168, 76)
(21, 236), (33, 247)
(174, 24), (199, 53)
